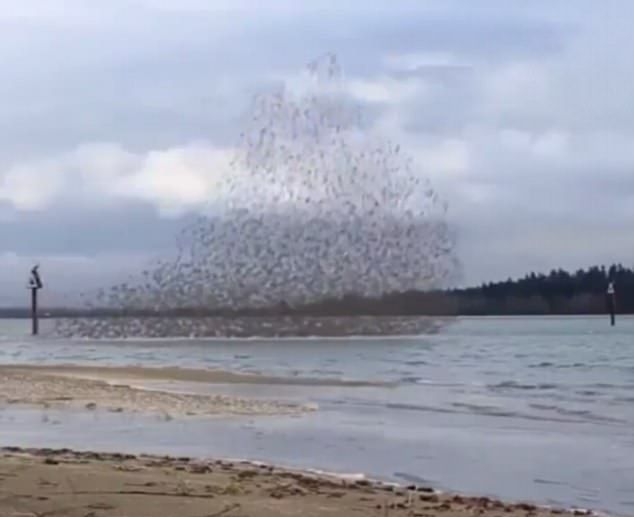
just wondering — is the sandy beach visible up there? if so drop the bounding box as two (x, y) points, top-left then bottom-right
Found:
(0, 365), (323, 417)
(0, 447), (586, 517)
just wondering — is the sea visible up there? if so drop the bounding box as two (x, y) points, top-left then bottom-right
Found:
(0, 316), (632, 515)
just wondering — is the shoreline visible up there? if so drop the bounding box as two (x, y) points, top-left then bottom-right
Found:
(0, 446), (594, 517)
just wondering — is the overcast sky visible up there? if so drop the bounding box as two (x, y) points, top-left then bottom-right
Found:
(0, 0), (631, 305)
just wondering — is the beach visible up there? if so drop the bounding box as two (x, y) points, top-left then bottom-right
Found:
(0, 363), (597, 516)
(0, 318), (630, 514)
(0, 447), (581, 517)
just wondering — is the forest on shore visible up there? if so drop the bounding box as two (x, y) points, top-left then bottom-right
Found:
(4, 264), (631, 318)
(451, 264), (630, 316)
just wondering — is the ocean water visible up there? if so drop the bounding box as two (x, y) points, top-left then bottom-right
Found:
(0, 316), (632, 515)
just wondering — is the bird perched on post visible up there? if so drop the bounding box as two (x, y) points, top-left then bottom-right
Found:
(29, 265), (43, 290)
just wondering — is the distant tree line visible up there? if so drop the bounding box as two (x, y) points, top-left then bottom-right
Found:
(252, 264), (631, 315)
(2, 264), (631, 318)
(453, 264), (632, 315)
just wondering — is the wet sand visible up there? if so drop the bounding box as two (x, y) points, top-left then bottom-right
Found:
(0, 366), (317, 417)
(0, 447), (587, 517)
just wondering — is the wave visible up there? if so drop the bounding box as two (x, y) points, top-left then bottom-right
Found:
(393, 472), (434, 486)
(398, 377), (469, 387)
(528, 403), (626, 424)
(489, 381), (559, 391)
(528, 362), (588, 369)
(614, 396), (634, 403)
(533, 478), (565, 487)
(400, 376), (428, 384)
(587, 383), (634, 390)
(385, 402), (458, 414)
(377, 399), (627, 425)
(451, 402), (517, 417)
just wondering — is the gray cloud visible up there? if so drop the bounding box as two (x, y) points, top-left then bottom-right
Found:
(0, 0), (631, 303)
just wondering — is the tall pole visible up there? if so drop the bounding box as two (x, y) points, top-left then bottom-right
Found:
(29, 265), (43, 336)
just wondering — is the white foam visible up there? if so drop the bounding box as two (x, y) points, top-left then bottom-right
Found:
(219, 457), (370, 483)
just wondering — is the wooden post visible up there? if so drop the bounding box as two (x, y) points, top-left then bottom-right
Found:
(31, 286), (38, 335)
(607, 282), (616, 326)
(28, 265), (43, 336)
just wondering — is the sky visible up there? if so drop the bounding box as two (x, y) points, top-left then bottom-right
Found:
(0, 0), (632, 305)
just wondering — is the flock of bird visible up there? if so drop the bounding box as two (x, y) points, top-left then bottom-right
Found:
(54, 54), (459, 339)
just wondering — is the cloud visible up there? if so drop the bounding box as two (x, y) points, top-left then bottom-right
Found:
(347, 76), (428, 104)
(383, 52), (461, 71)
(111, 145), (237, 216)
(0, 143), (237, 216)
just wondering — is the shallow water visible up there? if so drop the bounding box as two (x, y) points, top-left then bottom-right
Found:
(0, 316), (632, 515)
